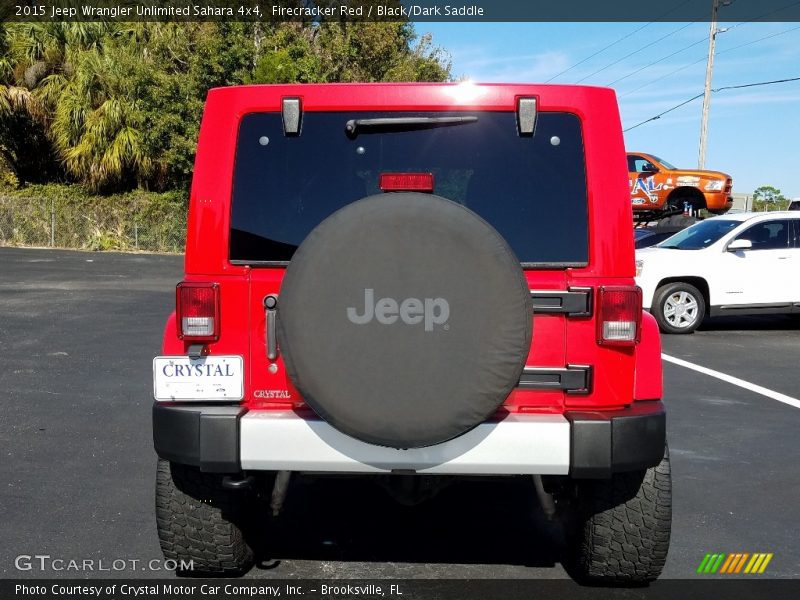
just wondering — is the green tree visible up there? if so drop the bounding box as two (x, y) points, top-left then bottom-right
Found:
(134, 22), (254, 190)
(0, 20), (450, 193)
(752, 185), (789, 211)
(0, 23), (62, 184)
(249, 22), (450, 84)
(1, 22), (254, 191)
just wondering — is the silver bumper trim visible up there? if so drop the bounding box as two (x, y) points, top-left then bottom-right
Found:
(239, 411), (570, 475)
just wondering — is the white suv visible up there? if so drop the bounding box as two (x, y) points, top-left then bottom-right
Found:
(636, 212), (800, 333)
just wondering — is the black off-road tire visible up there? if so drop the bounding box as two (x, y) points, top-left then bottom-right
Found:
(155, 460), (255, 575)
(656, 214), (696, 229)
(564, 447), (672, 585)
(653, 282), (706, 334)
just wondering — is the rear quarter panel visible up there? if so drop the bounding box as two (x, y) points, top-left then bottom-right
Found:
(634, 312), (663, 401)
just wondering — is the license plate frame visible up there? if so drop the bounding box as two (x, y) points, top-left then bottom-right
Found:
(153, 355), (244, 402)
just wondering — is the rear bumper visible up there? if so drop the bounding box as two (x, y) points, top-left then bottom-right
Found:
(153, 401), (665, 478)
(239, 412), (570, 475)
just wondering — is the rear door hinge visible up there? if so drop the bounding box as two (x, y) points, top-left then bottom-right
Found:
(530, 287), (593, 317)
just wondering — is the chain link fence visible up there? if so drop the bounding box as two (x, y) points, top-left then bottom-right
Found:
(0, 192), (187, 253)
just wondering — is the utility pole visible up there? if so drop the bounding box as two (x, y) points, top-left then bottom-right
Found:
(698, 0), (722, 169)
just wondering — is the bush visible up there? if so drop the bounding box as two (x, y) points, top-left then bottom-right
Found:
(0, 184), (187, 252)
(0, 151), (19, 189)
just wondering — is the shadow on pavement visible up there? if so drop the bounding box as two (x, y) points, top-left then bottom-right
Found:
(698, 314), (799, 332)
(252, 475), (564, 570)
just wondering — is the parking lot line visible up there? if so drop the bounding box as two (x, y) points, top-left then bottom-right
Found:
(662, 353), (800, 410)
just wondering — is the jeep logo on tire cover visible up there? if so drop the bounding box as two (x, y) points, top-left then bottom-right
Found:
(347, 288), (450, 331)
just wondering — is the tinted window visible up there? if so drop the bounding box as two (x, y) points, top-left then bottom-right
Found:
(230, 111), (588, 266)
(635, 231), (678, 249)
(628, 155), (657, 172)
(734, 220), (791, 250)
(658, 219), (741, 249)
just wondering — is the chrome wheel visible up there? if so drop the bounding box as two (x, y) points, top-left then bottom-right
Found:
(663, 291), (699, 329)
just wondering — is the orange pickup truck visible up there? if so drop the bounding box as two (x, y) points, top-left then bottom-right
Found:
(628, 152), (733, 216)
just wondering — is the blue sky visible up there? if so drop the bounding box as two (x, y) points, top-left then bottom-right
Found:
(419, 22), (800, 198)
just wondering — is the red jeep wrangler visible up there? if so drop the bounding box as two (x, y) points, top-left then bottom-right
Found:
(153, 83), (670, 583)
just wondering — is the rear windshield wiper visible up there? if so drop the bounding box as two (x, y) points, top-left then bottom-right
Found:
(345, 116), (478, 138)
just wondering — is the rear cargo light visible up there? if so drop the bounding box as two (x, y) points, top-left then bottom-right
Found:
(380, 172), (434, 193)
(176, 282), (220, 342)
(597, 286), (642, 346)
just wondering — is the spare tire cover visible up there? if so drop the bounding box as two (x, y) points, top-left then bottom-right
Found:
(277, 193), (532, 449)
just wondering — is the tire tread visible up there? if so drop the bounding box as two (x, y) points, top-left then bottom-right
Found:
(565, 448), (672, 584)
(155, 460), (254, 574)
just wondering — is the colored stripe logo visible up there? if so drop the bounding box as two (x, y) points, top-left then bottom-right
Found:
(697, 553), (773, 574)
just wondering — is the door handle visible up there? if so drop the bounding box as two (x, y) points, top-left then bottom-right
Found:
(263, 295), (279, 360)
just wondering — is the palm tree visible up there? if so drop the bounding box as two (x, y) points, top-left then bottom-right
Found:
(47, 42), (152, 191)
(1, 21), (154, 190)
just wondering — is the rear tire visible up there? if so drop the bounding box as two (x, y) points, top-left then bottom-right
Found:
(653, 282), (706, 334)
(564, 447), (672, 584)
(155, 460), (255, 575)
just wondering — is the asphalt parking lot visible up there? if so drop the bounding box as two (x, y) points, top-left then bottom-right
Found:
(1, 247), (799, 581)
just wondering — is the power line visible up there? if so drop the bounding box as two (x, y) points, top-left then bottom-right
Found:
(623, 76), (800, 132)
(544, 23), (654, 83)
(714, 76), (800, 92)
(614, 1), (800, 98)
(623, 93), (705, 132)
(619, 25), (800, 98)
(575, 22), (696, 84)
(607, 37), (707, 86)
(545, 0), (695, 83)
(717, 24), (800, 57)
(620, 57), (707, 97)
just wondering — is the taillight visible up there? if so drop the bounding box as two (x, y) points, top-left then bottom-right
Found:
(597, 286), (642, 346)
(176, 282), (220, 342)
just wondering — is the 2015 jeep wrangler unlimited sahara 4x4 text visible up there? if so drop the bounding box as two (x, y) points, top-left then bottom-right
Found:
(152, 83), (671, 583)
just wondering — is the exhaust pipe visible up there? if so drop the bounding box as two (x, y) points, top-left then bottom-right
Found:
(270, 470), (292, 516)
(533, 475), (557, 521)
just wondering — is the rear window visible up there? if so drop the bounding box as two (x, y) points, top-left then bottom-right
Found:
(230, 111), (588, 267)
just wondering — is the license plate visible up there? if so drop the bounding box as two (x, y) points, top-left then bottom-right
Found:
(153, 355), (243, 402)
